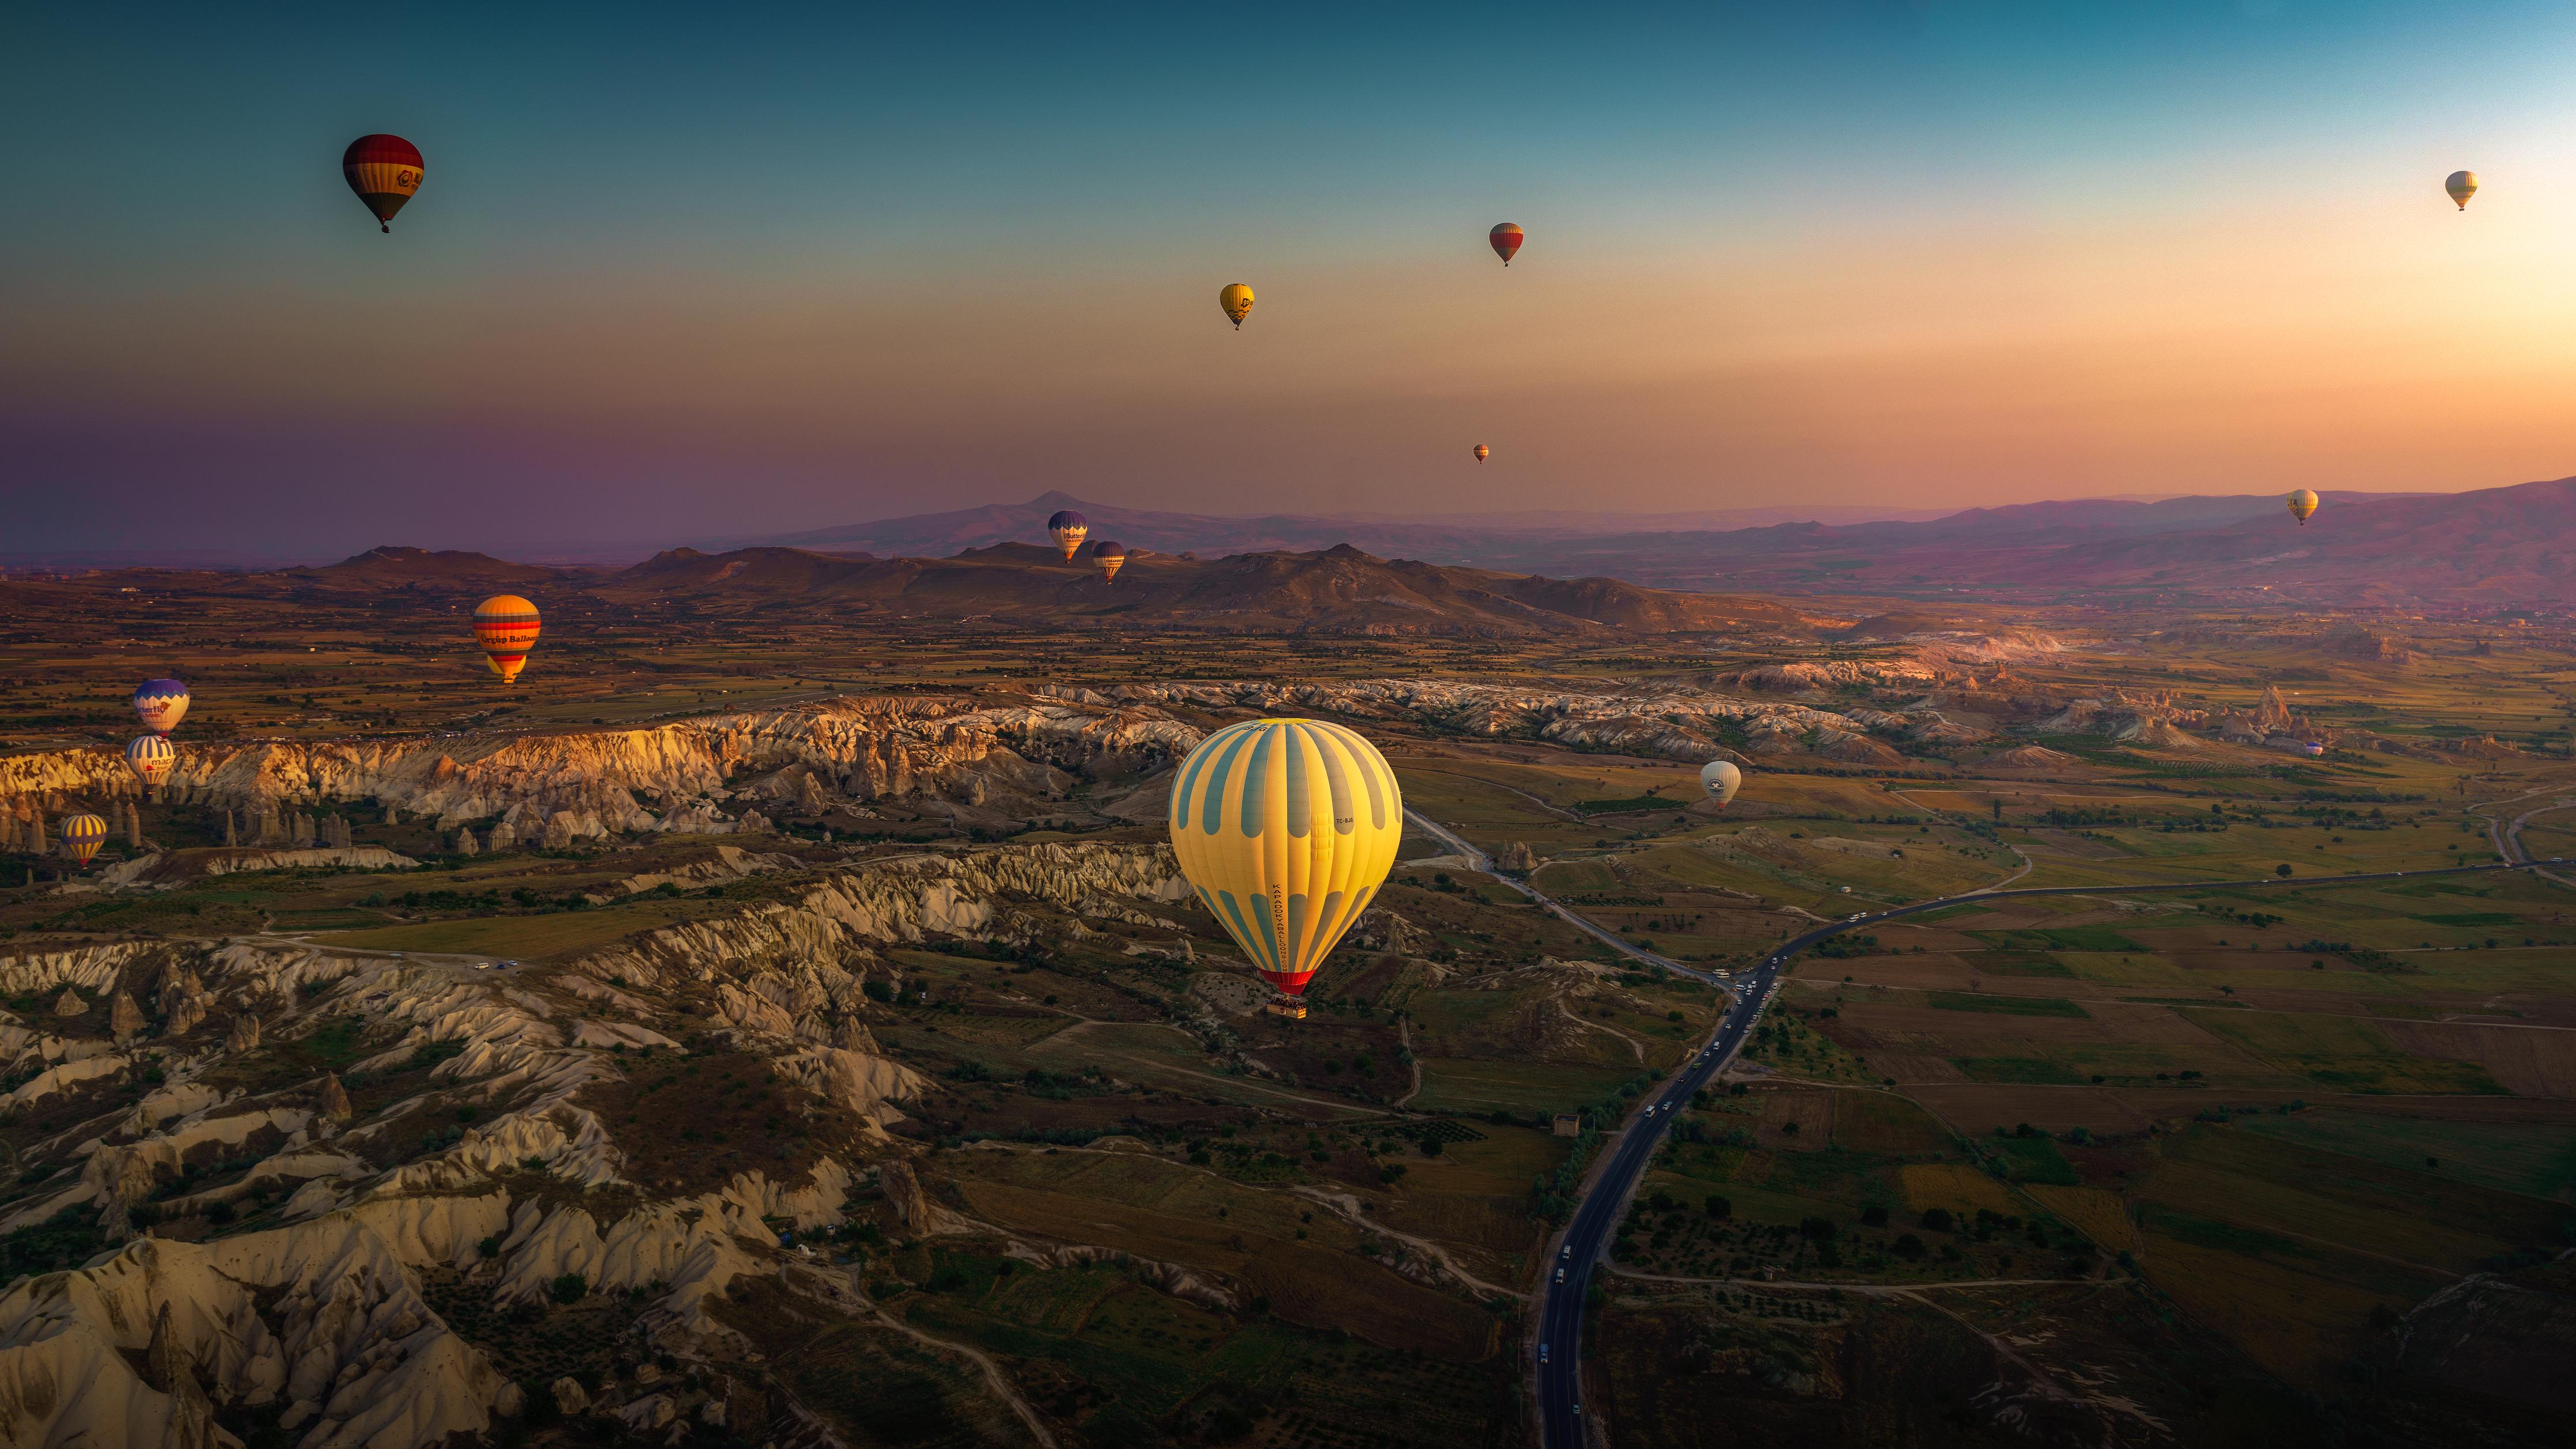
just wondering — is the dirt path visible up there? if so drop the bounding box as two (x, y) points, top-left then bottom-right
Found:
(1036, 1017), (1385, 1118)
(1556, 996), (1647, 1065)
(869, 1304), (1059, 1448)
(1395, 1017), (1424, 1107)
(1289, 1184), (1522, 1300)
(1889, 789), (2033, 893)
(1401, 767), (1583, 822)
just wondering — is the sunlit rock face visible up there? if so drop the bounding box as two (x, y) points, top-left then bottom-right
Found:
(0, 836), (1196, 1448)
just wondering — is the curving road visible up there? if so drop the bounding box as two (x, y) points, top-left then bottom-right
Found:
(1503, 841), (2571, 1449)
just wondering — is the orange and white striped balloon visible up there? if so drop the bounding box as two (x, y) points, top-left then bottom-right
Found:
(473, 595), (541, 684)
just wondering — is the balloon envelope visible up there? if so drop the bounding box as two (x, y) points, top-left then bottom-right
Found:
(1490, 222), (1524, 265)
(2286, 489), (2320, 525)
(473, 595), (542, 684)
(1168, 718), (1405, 996)
(1219, 283), (1255, 328)
(1047, 509), (1089, 560)
(2446, 170), (2479, 209)
(126, 735), (174, 788)
(1093, 541), (1127, 582)
(1473, 444), (1489, 463)
(59, 814), (107, 865)
(343, 134), (423, 232)
(133, 679), (189, 735)
(1699, 759), (1742, 807)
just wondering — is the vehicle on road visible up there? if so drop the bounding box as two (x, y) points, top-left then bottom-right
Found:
(1554, 1267), (1564, 1283)
(1560, 1243), (1570, 1258)
(1539, 1344), (1550, 1364)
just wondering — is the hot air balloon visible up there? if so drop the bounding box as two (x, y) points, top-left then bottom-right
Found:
(473, 595), (542, 684)
(133, 679), (190, 735)
(59, 814), (107, 867)
(2446, 170), (2479, 210)
(1048, 509), (1089, 560)
(343, 134), (425, 233)
(1490, 222), (1524, 266)
(2286, 489), (2319, 526)
(1219, 283), (1255, 330)
(1473, 444), (1490, 464)
(126, 735), (174, 790)
(1093, 542), (1127, 583)
(1699, 759), (1742, 808)
(1168, 718), (1405, 1000)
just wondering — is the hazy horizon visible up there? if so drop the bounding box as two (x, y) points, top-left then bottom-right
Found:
(12, 2), (2576, 557)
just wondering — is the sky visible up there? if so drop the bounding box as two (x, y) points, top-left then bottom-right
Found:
(9, 1), (2576, 561)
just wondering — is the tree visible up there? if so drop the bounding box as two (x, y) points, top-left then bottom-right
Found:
(1990, 800), (2003, 822)
(2275, 863), (2293, 878)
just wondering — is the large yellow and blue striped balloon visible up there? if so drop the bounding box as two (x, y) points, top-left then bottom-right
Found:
(1168, 718), (1404, 996)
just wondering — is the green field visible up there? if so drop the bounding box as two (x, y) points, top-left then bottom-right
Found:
(1410, 1058), (1634, 1116)
(314, 908), (669, 958)
(1927, 992), (2090, 1018)
(2185, 1009), (2510, 1095)
(2229, 1110), (2576, 1204)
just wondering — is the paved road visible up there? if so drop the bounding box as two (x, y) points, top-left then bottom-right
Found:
(1519, 850), (2570, 1448)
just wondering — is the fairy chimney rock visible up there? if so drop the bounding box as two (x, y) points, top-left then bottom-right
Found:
(226, 1014), (261, 1053)
(109, 990), (145, 1042)
(319, 1072), (354, 1122)
(53, 988), (87, 1017)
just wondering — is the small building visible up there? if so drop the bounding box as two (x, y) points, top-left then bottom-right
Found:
(1552, 1113), (1582, 1138)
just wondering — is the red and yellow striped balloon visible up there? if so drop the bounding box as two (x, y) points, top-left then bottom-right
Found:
(343, 134), (424, 233)
(1489, 222), (1524, 266)
(473, 595), (541, 684)
(60, 814), (108, 866)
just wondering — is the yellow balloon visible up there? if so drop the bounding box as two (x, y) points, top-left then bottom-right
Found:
(1219, 283), (1255, 330)
(1168, 718), (1404, 997)
(2446, 170), (2479, 210)
(59, 814), (108, 866)
(2286, 489), (2319, 525)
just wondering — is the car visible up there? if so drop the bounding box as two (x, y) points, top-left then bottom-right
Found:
(1554, 1266), (1565, 1283)
(1539, 1344), (1550, 1364)
(1560, 1243), (1571, 1258)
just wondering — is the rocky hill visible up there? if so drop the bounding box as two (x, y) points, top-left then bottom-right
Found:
(600, 541), (1821, 637)
(0, 841), (1189, 1447)
(1445, 478), (2576, 604)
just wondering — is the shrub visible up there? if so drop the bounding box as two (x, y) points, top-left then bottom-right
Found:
(1920, 1207), (1955, 1232)
(1892, 1234), (1927, 1260)
(550, 1273), (588, 1304)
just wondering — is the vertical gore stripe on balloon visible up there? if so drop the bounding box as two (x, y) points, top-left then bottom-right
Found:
(1284, 724), (1313, 838)
(1217, 890), (1270, 971)
(1323, 721), (1387, 828)
(1200, 725), (1255, 835)
(1238, 725), (1274, 838)
(1286, 891), (1310, 968)
(1173, 739), (1209, 824)
(1255, 888), (1285, 967)
(1312, 889), (1343, 962)
(1314, 728), (1355, 833)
